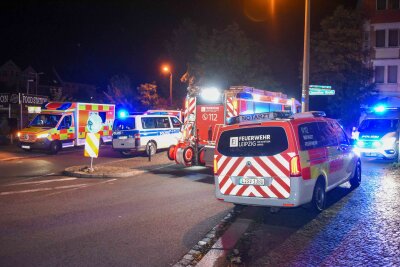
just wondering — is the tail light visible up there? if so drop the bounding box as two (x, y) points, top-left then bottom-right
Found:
(290, 155), (301, 177)
(134, 133), (140, 139)
(213, 158), (218, 174)
(134, 133), (140, 147)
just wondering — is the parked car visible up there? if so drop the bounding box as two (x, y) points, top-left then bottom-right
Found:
(214, 111), (361, 212)
(112, 114), (182, 157)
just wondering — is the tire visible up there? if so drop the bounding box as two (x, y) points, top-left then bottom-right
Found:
(312, 178), (326, 212)
(183, 146), (194, 163)
(145, 141), (157, 156)
(49, 141), (61, 155)
(167, 145), (176, 161)
(120, 150), (133, 157)
(350, 160), (361, 188)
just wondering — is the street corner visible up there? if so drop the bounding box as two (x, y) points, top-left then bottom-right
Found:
(63, 165), (141, 178)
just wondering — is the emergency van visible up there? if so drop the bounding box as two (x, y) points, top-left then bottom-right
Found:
(214, 111), (361, 212)
(355, 106), (399, 160)
(112, 114), (182, 156)
(168, 86), (301, 167)
(17, 102), (115, 154)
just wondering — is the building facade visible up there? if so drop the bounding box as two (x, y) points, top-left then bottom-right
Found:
(361, 0), (400, 106)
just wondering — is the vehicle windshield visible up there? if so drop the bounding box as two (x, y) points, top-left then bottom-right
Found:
(113, 118), (136, 130)
(358, 119), (399, 132)
(29, 114), (62, 128)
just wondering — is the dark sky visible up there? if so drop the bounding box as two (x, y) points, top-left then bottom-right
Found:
(0, 0), (358, 98)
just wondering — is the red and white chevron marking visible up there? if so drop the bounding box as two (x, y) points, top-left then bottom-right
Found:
(215, 153), (296, 199)
(183, 97), (196, 141)
(226, 97), (238, 118)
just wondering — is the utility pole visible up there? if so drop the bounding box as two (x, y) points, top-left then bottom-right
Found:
(301, 0), (310, 112)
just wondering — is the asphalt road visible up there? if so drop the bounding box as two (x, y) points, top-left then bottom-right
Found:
(0, 145), (232, 266)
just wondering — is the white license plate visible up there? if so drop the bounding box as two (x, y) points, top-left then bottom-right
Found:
(118, 136), (128, 140)
(365, 152), (377, 157)
(21, 145), (30, 149)
(239, 178), (265, 186)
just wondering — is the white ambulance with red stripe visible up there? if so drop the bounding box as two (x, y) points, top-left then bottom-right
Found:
(214, 111), (361, 212)
(168, 86), (300, 167)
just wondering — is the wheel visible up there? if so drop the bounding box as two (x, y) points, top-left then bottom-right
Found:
(167, 145), (176, 161)
(350, 160), (361, 188)
(145, 141), (157, 156)
(48, 141), (61, 155)
(312, 178), (326, 212)
(183, 146), (194, 163)
(120, 150), (133, 157)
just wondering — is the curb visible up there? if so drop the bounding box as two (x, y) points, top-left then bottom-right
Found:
(63, 166), (143, 178)
(173, 206), (244, 267)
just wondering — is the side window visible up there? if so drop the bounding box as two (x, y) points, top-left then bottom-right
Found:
(171, 117), (182, 128)
(154, 117), (170, 128)
(317, 122), (338, 147)
(332, 121), (349, 145)
(141, 117), (156, 129)
(59, 115), (72, 129)
(298, 122), (320, 150)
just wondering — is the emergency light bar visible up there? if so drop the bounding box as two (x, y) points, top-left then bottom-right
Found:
(227, 111), (292, 125)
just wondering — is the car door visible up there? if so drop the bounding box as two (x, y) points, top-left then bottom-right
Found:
(332, 121), (355, 184)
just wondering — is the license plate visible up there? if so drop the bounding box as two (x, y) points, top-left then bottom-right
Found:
(118, 136), (128, 140)
(365, 152), (377, 157)
(21, 145), (30, 149)
(239, 177), (265, 186)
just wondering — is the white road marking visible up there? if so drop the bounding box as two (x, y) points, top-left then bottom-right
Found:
(43, 179), (117, 197)
(5, 177), (77, 186)
(0, 184), (88, 196)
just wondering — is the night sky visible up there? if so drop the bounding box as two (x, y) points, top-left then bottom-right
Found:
(1, 0), (358, 98)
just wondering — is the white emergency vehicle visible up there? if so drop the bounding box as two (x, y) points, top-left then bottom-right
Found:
(355, 106), (399, 160)
(112, 113), (182, 156)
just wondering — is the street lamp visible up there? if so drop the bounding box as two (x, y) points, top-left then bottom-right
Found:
(301, 0), (311, 112)
(162, 65), (173, 106)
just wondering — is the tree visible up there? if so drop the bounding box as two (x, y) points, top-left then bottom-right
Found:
(194, 23), (278, 90)
(137, 82), (159, 110)
(104, 74), (138, 110)
(310, 6), (375, 129)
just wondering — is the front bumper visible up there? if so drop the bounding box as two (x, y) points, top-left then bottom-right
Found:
(18, 138), (52, 150)
(356, 147), (397, 159)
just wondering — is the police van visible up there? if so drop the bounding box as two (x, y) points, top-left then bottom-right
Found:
(112, 114), (182, 156)
(214, 111), (361, 212)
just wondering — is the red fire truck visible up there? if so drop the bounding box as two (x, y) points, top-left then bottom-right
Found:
(167, 86), (301, 167)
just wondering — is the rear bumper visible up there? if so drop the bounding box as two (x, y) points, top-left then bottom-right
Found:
(215, 176), (316, 208)
(112, 139), (145, 151)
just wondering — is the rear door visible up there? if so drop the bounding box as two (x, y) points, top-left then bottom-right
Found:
(112, 117), (137, 149)
(215, 123), (296, 199)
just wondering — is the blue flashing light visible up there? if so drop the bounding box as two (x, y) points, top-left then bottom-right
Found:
(118, 110), (128, 119)
(373, 105), (386, 113)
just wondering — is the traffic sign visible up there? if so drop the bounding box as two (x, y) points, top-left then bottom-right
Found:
(87, 113), (103, 133)
(309, 88), (335, 95)
(84, 133), (100, 158)
(309, 85), (332, 90)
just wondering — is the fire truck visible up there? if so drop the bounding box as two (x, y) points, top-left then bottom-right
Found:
(167, 86), (300, 167)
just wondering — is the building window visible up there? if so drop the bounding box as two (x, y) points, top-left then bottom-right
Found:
(389, 29), (399, 46)
(377, 0), (387, 10)
(388, 65), (398, 83)
(389, 0), (400, 9)
(375, 66), (385, 83)
(376, 30), (386, 47)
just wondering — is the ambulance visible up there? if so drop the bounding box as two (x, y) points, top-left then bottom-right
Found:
(167, 86), (301, 167)
(17, 102), (115, 154)
(214, 111), (361, 212)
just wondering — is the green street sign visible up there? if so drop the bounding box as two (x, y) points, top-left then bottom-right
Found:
(309, 88), (335, 95)
(309, 84), (332, 90)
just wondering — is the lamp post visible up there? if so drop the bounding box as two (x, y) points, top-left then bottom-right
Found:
(162, 65), (173, 106)
(301, 0), (311, 112)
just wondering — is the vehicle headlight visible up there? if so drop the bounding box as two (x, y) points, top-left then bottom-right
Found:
(17, 132), (21, 137)
(37, 133), (49, 139)
(382, 137), (396, 147)
(372, 141), (381, 148)
(356, 140), (364, 147)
